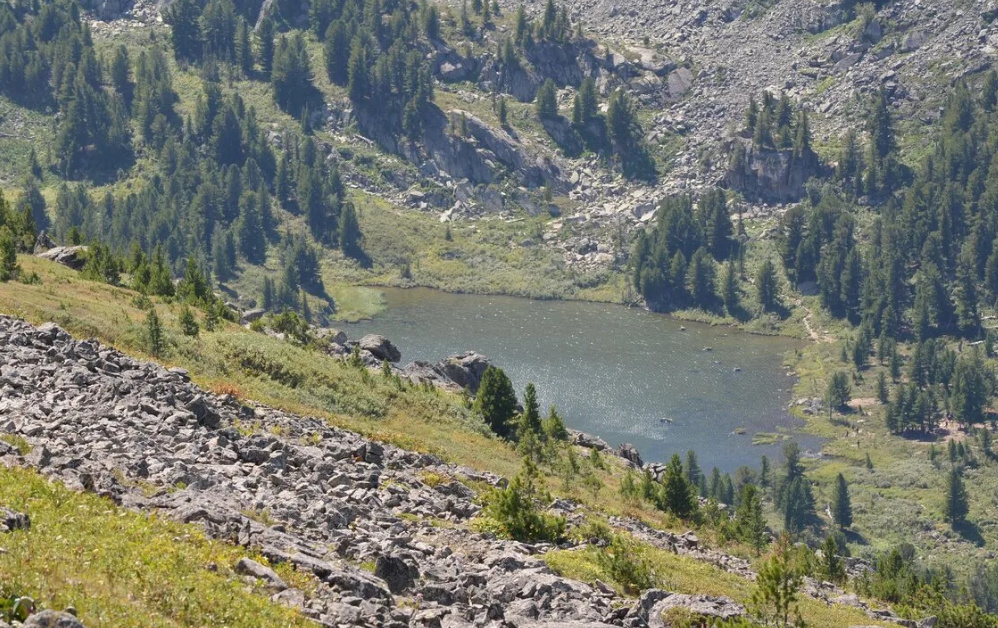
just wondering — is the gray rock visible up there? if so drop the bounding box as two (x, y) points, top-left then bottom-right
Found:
(647, 593), (745, 627)
(0, 508), (29, 532)
(358, 335), (402, 363)
(315, 327), (348, 345)
(32, 231), (56, 254)
(374, 554), (417, 594)
(615, 443), (643, 467)
(570, 430), (611, 452)
(36, 246), (88, 271)
(186, 396), (221, 429)
(22, 610), (85, 628)
(240, 309), (267, 325)
(235, 557), (288, 591)
(725, 141), (824, 203)
(402, 351), (492, 393)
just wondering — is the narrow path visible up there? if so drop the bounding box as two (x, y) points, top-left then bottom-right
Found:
(800, 303), (833, 344)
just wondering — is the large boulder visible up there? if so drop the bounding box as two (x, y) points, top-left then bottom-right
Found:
(357, 335), (402, 362)
(32, 231), (55, 254)
(239, 309), (267, 325)
(22, 611), (86, 628)
(570, 430), (611, 452)
(234, 557), (288, 591)
(403, 351), (492, 393)
(647, 593), (746, 627)
(0, 507), (29, 532)
(438, 351), (490, 393)
(374, 554), (418, 594)
(36, 246), (88, 271)
(615, 443), (643, 467)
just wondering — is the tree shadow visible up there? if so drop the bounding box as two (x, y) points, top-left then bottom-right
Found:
(842, 528), (869, 546)
(728, 304), (754, 323)
(772, 302), (793, 320)
(953, 520), (985, 546)
(541, 116), (583, 158)
(344, 248), (373, 269)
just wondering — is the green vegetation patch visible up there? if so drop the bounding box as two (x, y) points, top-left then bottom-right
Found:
(0, 467), (312, 628)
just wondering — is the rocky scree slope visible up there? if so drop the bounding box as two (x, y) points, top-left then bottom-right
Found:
(0, 315), (758, 628)
(516, 0), (996, 183)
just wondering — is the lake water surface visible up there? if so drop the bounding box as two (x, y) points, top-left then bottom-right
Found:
(339, 288), (818, 472)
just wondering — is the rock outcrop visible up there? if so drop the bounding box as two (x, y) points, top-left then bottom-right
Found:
(35, 246), (88, 271)
(357, 334), (403, 363)
(724, 140), (824, 203)
(402, 351), (492, 393)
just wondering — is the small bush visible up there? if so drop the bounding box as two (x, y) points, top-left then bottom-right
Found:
(594, 534), (655, 595)
(574, 515), (612, 544)
(481, 459), (565, 543)
(269, 311), (311, 345)
(179, 306), (199, 337)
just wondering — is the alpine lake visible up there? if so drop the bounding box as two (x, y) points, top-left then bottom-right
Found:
(339, 287), (821, 472)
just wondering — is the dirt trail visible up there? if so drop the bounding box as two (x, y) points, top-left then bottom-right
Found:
(800, 303), (834, 344)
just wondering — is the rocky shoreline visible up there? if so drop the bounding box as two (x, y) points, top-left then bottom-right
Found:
(0, 316), (927, 627)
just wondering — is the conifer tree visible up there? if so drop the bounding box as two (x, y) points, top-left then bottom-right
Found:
(165, 0), (203, 63)
(424, 5), (440, 40)
(339, 201), (364, 261)
(518, 382), (542, 440)
(736, 483), (767, 554)
(984, 69), (998, 113)
(147, 308), (164, 357)
(722, 260), (739, 314)
(237, 192), (266, 264)
(820, 534), (845, 584)
(663, 453), (697, 519)
(756, 258), (779, 312)
(776, 442), (814, 533)
(542, 406), (569, 441)
(179, 305), (199, 337)
(832, 472), (852, 529)
(257, 14), (276, 77)
(347, 41), (369, 103)
(684, 450), (702, 488)
(110, 45), (132, 107)
(751, 535), (804, 628)
(536, 79), (558, 120)
(262, 276), (275, 310)
(945, 467), (969, 527)
(0, 227), (18, 282)
(235, 18), (252, 74)
(474, 365), (518, 439)
(272, 34), (314, 116)
(514, 5), (528, 44)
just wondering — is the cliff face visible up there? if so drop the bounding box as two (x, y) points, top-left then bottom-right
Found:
(724, 140), (825, 203)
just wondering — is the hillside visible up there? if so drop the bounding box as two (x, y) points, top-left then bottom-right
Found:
(4, 0), (998, 625)
(0, 257), (904, 628)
